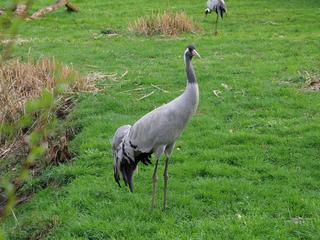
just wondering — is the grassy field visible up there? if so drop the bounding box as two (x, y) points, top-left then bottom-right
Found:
(2, 0), (320, 239)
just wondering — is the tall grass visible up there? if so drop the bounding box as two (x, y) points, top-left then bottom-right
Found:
(129, 11), (199, 36)
(0, 57), (96, 125)
(0, 43), (98, 225)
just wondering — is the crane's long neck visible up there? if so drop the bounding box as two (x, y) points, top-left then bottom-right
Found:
(185, 57), (197, 84)
(183, 55), (199, 114)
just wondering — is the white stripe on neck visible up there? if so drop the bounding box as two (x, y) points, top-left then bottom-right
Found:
(184, 48), (188, 65)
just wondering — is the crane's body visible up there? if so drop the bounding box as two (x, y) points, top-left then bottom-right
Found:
(112, 46), (200, 210)
(129, 83), (199, 153)
(205, 0), (227, 35)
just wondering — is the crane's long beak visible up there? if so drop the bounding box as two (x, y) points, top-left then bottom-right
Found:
(192, 50), (201, 58)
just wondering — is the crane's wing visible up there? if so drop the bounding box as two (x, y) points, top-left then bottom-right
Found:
(112, 125), (131, 152)
(128, 95), (194, 154)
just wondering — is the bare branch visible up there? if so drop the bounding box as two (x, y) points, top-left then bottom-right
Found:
(65, 2), (79, 12)
(29, 0), (78, 20)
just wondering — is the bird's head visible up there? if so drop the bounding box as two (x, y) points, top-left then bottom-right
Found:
(205, 8), (211, 16)
(184, 45), (201, 62)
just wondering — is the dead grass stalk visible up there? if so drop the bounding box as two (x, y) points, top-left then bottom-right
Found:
(303, 71), (320, 91)
(0, 57), (97, 124)
(128, 11), (199, 36)
(0, 57), (101, 162)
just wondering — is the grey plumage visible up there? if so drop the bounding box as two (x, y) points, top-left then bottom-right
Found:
(205, 0), (227, 34)
(206, 0), (227, 18)
(112, 45), (200, 209)
(112, 125), (131, 188)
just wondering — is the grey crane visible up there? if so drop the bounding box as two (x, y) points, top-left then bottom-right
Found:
(112, 45), (201, 210)
(205, 0), (227, 35)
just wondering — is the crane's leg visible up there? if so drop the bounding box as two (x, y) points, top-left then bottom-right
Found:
(151, 157), (160, 209)
(162, 142), (175, 211)
(163, 157), (169, 210)
(151, 146), (165, 209)
(215, 15), (219, 35)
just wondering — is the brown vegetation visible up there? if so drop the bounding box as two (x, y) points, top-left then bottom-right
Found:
(0, 0), (78, 19)
(29, 0), (78, 20)
(128, 11), (199, 36)
(0, 58), (125, 215)
(304, 71), (320, 91)
(0, 58), (100, 215)
(0, 57), (99, 166)
(0, 57), (96, 124)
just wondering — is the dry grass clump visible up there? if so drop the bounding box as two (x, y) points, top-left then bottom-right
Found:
(0, 57), (100, 163)
(0, 58), (123, 213)
(0, 58), (97, 124)
(303, 71), (320, 91)
(128, 11), (198, 36)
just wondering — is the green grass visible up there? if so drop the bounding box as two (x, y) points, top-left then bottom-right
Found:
(2, 0), (320, 239)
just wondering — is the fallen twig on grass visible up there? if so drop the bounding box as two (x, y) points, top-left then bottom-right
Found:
(212, 90), (221, 97)
(138, 91), (155, 101)
(11, 208), (19, 225)
(0, 0), (79, 20)
(221, 83), (232, 91)
(119, 87), (147, 94)
(120, 70), (128, 79)
(29, 0), (78, 20)
(65, 2), (79, 12)
(151, 84), (169, 93)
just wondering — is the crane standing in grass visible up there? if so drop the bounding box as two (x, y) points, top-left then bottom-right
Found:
(112, 45), (201, 210)
(205, 0), (227, 35)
